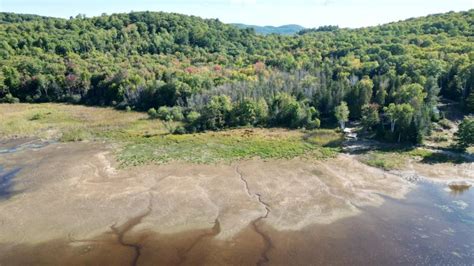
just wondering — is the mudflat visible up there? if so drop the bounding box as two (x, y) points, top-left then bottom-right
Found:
(1, 139), (473, 265)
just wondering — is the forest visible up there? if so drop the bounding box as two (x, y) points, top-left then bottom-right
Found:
(0, 10), (473, 143)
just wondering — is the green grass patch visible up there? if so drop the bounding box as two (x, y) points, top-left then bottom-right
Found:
(360, 151), (406, 170)
(117, 130), (341, 166)
(304, 129), (344, 147)
(60, 128), (94, 142)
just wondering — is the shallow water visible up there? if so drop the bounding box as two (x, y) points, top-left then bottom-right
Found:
(0, 140), (473, 265)
(0, 139), (52, 154)
(271, 181), (474, 265)
(0, 165), (22, 199)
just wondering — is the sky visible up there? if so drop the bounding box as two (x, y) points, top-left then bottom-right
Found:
(1, 0), (472, 28)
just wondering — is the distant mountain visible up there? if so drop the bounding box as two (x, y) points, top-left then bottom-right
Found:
(231, 23), (305, 35)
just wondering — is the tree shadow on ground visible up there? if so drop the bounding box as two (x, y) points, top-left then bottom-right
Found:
(0, 167), (22, 200)
(343, 138), (473, 165)
(418, 148), (473, 165)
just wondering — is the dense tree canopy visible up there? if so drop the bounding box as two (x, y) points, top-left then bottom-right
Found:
(456, 117), (474, 150)
(0, 10), (473, 143)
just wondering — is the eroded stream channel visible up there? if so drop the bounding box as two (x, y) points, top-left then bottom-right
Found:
(0, 140), (472, 265)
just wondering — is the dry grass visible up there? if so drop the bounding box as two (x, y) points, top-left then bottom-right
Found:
(0, 103), (342, 166)
(0, 103), (164, 140)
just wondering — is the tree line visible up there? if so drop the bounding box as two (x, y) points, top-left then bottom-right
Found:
(0, 10), (473, 143)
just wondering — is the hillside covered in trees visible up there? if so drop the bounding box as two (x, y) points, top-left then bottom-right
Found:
(0, 10), (473, 143)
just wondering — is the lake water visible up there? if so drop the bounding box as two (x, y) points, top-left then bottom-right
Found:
(266, 181), (473, 265)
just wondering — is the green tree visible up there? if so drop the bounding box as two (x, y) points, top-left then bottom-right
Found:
(465, 92), (474, 113)
(334, 101), (350, 129)
(348, 76), (374, 119)
(270, 93), (304, 128)
(361, 104), (380, 131)
(232, 98), (269, 126)
(375, 79), (388, 106)
(384, 103), (414, 142)
(232, 98), (259, 126)
(395, 83), (427, 108)
(202, 95), (233, 130)
(455, 117), (474, 150)
(424, 77), (440, 106)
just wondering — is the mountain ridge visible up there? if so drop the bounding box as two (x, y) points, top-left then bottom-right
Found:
(231, 23), (305, 35)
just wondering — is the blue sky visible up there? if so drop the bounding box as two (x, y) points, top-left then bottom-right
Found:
(1, 0), (472, 28)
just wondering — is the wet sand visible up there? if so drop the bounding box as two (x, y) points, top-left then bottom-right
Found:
(1, 183), (473, 265)
(0, 140), (473, 265)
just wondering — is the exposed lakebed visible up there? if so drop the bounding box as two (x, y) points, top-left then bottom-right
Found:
(0, 139), (472, 265)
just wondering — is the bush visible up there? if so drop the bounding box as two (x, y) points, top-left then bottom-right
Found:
(185, 111), (202, 133)
(170, 107), (184, 121)
(29, 113), (44, 121)
(307, 118), (321, 130)
(115, 101), (129, 110)
(125, 106), (132, 112)
(60, 128), (92, 142)
(0, 93), (20, 103)
(186, 111), (201, 123)
(148, 108), (158, 119)
(157, 106), (172, 121)
(438, 119), (452, 130)
(66, 94), (82, 104)
(455, 117), (474, 150)
(431, 134), (449, 142)
(173, 125), (187, 134)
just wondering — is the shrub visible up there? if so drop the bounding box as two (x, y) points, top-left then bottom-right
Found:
(431, 134), (449, 142)
(157, 106), (172, 121)
(0, 93), (20, 103)
(173, 125), (187, 134)
(66, 94), (82, 104)
(455, 117), (474, 150)
(170, 106), (184, 121)
(148, 108), (158, 119)
(438, 119), (452, 130)
(307, 118), (321, 130)
(185, 111), (202, 133)
(29, 113), (44, 121)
